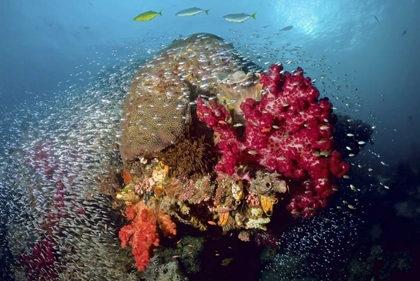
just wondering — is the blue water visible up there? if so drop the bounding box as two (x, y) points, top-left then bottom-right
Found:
(1, 0), (419, 280)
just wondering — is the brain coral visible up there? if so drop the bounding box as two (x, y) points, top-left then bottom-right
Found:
(120, 33), (254, 163)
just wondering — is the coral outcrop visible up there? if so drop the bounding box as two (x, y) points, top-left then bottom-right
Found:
(119, 33), (256, 163)
(115, 33), (351, 273)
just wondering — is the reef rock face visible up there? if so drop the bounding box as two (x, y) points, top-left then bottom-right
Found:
(120, 33), (254, 163)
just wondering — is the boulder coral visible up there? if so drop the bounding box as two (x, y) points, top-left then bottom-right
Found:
(119, 33), (257, 163)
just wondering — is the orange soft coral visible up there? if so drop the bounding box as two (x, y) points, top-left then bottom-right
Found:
(157, 211), (177, 237)
(119, 201), (159, 271)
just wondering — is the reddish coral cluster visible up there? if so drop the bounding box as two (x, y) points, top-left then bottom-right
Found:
(118, 201), (177, 271)
(157, 210), (177, 237)
(119, 201), (160, 271)
(196, 64), (350, 217)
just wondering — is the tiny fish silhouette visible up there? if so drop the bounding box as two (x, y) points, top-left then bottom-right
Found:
(279, 25), (293, 31)
(373, 15), (380, 25)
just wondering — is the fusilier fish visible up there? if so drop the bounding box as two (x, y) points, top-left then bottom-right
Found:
(176, 7), (209, 17)
(133, 10), (162, 21)
(223, 12), (256, 23)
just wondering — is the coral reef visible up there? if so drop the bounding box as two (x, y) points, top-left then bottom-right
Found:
(0, 32), (362, 280)
(5, 27), (420, 281)
(114, 34), (353, 275)
(115, 62), (351, 275)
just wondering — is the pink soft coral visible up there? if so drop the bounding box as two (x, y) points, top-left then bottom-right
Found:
(119, 201), (159, 271)
(196, 64), (350, 217)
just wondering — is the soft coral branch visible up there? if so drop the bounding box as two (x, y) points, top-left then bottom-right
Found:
(119, 201), (159, 271)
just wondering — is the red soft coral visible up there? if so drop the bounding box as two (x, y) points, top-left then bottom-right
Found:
(196, 64), (350, 217)
(119, 201), (159, 271)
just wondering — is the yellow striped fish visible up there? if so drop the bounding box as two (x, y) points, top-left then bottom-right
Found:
(133, 10), (162, 21)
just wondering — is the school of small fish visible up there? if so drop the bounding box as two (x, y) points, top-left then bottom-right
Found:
(0, 59), (145, 280)
(262, 204), (363, 280)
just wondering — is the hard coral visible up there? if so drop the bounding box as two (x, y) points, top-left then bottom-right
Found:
(196, 64), (350, 217)
(119, 33), (250, 164)
(216, 70), (262, 120)
(119, 201), (159, 271)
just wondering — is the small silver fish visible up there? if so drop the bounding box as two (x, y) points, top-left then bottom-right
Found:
(223, 12), (256, 23)
(176, 7), (209, 17)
